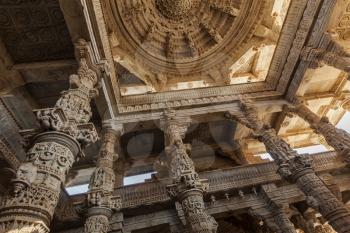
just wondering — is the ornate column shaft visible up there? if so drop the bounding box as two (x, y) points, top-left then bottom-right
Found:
(250, 184), (296, 233)
(84, 125), (123, 233)
(161, 110), (217, 233)
(0, 40), (99, 233)
(286, 103), (350, 162)
(227, 98), (350, 233)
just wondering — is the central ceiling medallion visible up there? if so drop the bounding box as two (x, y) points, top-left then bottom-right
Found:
(156, 0), (201, 20)
(106, 0), (270, 92)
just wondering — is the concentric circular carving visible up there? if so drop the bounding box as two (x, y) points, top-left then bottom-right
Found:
(156, 0), (201, 20)
(107, 0), (266, 85)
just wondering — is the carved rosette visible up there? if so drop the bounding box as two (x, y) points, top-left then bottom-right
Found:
(156, 0), (201, 20)
(231, 98), (350, 233)
(161, 110), (217, 233)
(0, 41), (100, 232)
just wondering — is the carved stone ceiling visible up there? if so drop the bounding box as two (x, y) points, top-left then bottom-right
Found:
(105, 0), (290, 95)
(0, 0), (74, 63)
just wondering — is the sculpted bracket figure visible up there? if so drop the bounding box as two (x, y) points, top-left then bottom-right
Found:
(0, 40), (99, 233)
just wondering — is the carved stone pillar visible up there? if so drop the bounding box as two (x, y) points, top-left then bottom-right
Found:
(287, 103), (350, 163)
(0, 40), (99, 233)
(301, 34), (350, 77)
(161, 110), (217, 233)
(84, 125), (123, 233)
(227, 98), (350, 233)
(250, 184), (296, 233)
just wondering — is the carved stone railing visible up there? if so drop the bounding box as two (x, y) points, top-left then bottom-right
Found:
(115, 151), (344, 209)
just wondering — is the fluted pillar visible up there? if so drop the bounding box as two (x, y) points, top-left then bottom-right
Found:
(286, 103), (350, 162)
(84, 125), (123, 233)
(226, 98), (350, 233)
(160, 110), (217, 233)
(0, 40), (99, 233)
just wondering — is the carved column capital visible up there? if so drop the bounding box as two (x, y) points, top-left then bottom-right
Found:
(231, 97), (264, 131)
(160, 109), (191, 145)
(34, 42), (100, 149)
(103, 122), (124, 137)
(0, 39), (101, 233)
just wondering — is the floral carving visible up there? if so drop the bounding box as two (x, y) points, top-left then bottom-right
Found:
(156, 0), (201, 20)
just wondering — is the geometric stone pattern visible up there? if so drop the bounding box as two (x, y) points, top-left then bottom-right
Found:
(0, 0), (74, 63)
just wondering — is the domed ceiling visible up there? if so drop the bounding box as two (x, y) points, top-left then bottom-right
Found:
(105, 0), (290, 95)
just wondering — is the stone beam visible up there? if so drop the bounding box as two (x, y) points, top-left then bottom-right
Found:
(111, 151), (343, 210)
(284, 0), (338, 101)
(11, 59), (77, 71)
(0, 38), (24, 95)
(107, 99), (287, 125)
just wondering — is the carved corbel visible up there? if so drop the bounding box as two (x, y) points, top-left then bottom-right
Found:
(160, 109), (217, 233)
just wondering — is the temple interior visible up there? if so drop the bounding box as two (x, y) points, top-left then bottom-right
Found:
(0, 0), (350, 232)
